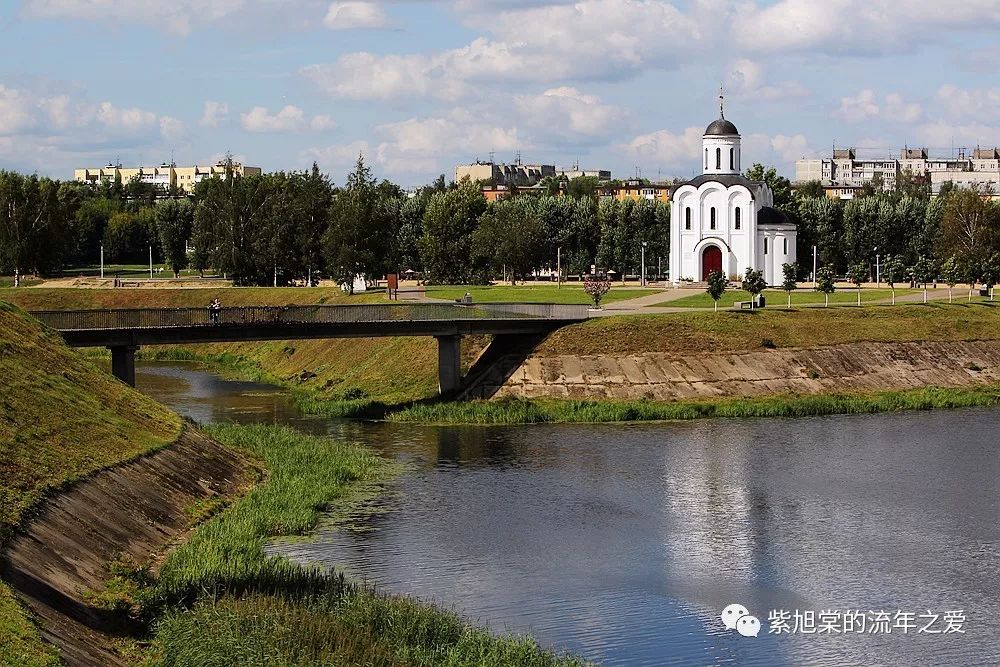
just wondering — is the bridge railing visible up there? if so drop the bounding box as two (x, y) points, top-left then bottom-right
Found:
(31, 303), (589, 331)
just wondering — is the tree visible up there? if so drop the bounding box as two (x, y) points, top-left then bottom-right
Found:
(323, 156), (400, 293)
(911, 256), (934, 304)
(980, 252), (1000, 301)
(472, 198), (546, 284)
(583, 276), (611, 308)
(940, 255), (961, 303)
(102, 210), (157, 263)
(566, 176), (599, 200)
(815, 266), (836, 306)
(0, 171), (66, 277)
(155, 199), (194, 277)
(746, 164), (794, 217)
(781, 263), (797, 308)
(797, 195), (843, 272)
(795, 180), (825, 199)
(937, 187), (996, 270)
(741, 267), (766, 309)
(419, 179), (487, 284)
(296, 163), (333, 286)
(706, 270), (727, 312)
(884, 254), (907, 305)
(847, 262), (868, 305)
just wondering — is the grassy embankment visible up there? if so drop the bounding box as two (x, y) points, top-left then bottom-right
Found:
(425, 284), (654, 304)
(0, 301), (181, 667)
(660, 287), (924, 308)
(394, 302), (1000, 423)
(145, 424), (583, 666)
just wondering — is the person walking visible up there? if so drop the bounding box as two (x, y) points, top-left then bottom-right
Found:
(209, 298), (222, 324)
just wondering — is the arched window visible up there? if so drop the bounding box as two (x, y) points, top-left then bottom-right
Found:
(783, 238), (788, 254)
(734, 207), (741, 230)
(704, 149), (708, 170)
(764, 238), (769, 255)
(730, 148), (735, 170)
(685, 207), (691, 230)
(710, 207), (716, 230)
(716, 147), (721, 170)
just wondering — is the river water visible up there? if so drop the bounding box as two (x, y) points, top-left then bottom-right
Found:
(137, 361), (1000, 667)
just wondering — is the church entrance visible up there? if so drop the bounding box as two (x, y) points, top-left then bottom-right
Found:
(701, 246), (723, 281)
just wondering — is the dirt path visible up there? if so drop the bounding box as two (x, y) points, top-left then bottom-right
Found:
(0, 428), (251, 667)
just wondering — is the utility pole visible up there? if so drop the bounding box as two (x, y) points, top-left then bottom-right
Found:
(557, 247), (561, 289)
(101, 244), (105, 279)
(812, 245), (817, 287)
(641, 242), (647, 287)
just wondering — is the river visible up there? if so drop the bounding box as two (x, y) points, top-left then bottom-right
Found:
(136, 361), (999, 667)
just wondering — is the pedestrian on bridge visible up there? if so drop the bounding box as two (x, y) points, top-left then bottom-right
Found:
(209, 298), (222, 325)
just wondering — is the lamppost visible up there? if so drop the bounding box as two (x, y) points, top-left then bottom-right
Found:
(641, 241), (648, 287)
(874, 246), (880, 287)
(149, 244), (153, 280)
(812, 245), (817, 287)
(557, 246), (562, 289)
(100, 243), (105, 279)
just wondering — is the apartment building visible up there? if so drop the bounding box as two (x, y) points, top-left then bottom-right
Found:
(598, 180), (671, 204)
(455, 160), (611, 187)
(74, 161), (263, 194)
(795, 147), (1000, 199)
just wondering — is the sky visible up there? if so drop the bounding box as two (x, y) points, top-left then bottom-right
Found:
(1, 0), (1000, 187)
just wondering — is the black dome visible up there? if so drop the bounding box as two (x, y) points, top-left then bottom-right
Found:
(705, 118), (739, 136)
(757, 206), (793, 226)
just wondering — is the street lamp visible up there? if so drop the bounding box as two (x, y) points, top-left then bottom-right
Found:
(641, 241), (648, 287)
(100, 243), (105, 279)
(874, 246), (880, 287)
(557, 246), (562, 289)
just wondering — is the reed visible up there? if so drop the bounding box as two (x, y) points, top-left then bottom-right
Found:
(150, 424), (584, 666)
(389, 386), (1000, 424)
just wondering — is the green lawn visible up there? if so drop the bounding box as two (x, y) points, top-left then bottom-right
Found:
(60, 263), (215, 278)
(426, 284), (657, 304)
(659, 287), (924, 309)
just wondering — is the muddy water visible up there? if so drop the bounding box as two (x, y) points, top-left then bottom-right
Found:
(137, 361), (1000, 667)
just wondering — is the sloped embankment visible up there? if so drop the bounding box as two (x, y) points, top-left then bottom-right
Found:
(0, 301), (249, 666)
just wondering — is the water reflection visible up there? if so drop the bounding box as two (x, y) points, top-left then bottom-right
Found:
(137, 361), (1000, 667)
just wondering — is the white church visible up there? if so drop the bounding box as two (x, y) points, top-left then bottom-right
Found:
(669, 101), (796, 286)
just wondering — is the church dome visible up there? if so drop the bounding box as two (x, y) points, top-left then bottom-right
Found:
(705, 117), (739, 136)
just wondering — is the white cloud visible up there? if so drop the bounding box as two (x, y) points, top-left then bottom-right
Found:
(915, 121), (1000, 148)
(159, 116), (185, 140)
(736, 0), (1000, 55)
(835, 89), (922, 124)
(240, 105), (306, 132)
(934, 85), (1000, 124)
(725, 59), (809, 103)
(514, 87), (626, 139)
(200, 101), (229, 127)
(620, 126), (703, 168)
(0, 86), (38, 135)
(323, 1), (387, 30)
(310, 114), (337, 131)
(744, 133), (812, 165)
(96, 102), (158, 131)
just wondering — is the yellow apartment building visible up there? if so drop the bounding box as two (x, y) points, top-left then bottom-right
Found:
(74, 161), (262, 193)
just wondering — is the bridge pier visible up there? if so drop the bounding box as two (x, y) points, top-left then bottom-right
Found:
(108, 345), (138, 387)
(435, 335), (461, 396)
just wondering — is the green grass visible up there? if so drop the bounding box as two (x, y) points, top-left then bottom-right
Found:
(389, 386), (1000, 424)
(426, 284), (655, 304)
(149, 424), (584, 667)
(0, 300), (181, 667)
(537, 302), (1000, 357)
(660, 287), (923, 309)
(0, 276), (41, 288)
(0, 286), (385, 311)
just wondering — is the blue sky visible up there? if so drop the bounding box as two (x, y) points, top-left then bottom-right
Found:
(2, 0), (999, 187)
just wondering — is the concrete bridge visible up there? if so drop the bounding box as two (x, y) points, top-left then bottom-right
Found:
(32, 303), (589, 395)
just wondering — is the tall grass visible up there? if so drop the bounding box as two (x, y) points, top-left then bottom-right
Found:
(389, 386), (1000, 424)
(150, 424), (584, 667)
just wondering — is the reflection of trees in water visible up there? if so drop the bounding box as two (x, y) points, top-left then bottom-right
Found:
(435, 427), (518, 466)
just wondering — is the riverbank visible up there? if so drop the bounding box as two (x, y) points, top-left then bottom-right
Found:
(0, 301), (182, 666)
(148, 424), (584, 666)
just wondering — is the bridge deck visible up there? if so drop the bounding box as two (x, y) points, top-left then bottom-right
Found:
(32, 303), (589, 346)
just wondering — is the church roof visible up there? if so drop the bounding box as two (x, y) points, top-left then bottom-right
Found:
(705, 117), (739, 136)
(757, 206), (795, 227)
(669, 174), (765, 200)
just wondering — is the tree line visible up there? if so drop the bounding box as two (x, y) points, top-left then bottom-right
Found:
(0, 157), (669, 288)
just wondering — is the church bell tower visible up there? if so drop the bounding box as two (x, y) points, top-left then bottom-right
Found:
(702, 87), (741, 176)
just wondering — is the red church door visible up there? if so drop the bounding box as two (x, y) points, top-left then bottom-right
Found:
(702, 246), (723, 281)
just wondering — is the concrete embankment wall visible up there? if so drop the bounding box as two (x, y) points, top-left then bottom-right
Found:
(0, 428), (251, 667)
(489, 340), (1000, 400)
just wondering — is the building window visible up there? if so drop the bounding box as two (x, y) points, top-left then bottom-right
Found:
(730, 148), (735, 170)
(783, 238), (788, 255)
(705, 149), (708, 170)
(764, 238), (768, 255)
(710, 207), (716, 230)
(716, 148), (721, 170)
(685, 207), (691, 230)
(735, 208), (741, 230)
